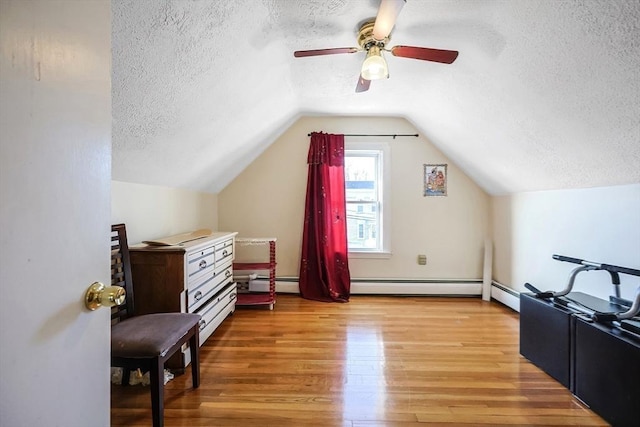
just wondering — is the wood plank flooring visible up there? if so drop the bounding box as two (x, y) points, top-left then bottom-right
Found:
(111, 294), (608, 426)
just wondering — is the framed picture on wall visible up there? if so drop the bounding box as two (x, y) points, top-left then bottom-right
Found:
(424, 164), (447, 196)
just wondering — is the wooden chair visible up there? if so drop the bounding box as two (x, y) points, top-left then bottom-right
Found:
(110, 223), (201, 427)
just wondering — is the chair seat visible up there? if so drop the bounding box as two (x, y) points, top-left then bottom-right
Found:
(112, 313), (201, 358)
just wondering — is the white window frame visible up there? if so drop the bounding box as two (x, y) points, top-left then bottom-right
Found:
(345, 141), (391, 258)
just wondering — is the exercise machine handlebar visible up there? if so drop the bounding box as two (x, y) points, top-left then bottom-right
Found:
(526, 255), (639, 300)
(527, 264), (598, 299)
(553, 254), (640, 278)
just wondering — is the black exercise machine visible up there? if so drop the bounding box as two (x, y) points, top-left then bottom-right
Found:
(520, 255), (639, 427)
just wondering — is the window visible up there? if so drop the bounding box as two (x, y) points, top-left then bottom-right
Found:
(344, 143), (390, 256)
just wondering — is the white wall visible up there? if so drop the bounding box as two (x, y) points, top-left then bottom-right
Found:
(492, 184), (640, 301)
(111, 180), (218, 245)
(218, 116), (491, 280)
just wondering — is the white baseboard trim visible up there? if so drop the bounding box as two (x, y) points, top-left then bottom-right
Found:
(272, 278), (482, 296)
(274, 281), (299, 294)
(491, 281), (520, 312)
(350, 281), (482, 295)
(261, 278), (521, 311)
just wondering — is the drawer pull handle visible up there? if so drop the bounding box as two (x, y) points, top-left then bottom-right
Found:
(194, 291), (203, 301)
(229, 293), (237, 301)
(199, 260), (207, 269)
(225, 270), (231, 278)
(222, 249), (228, 257)
(199, 319), (206, 331)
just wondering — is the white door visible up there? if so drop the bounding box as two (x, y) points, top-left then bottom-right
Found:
(0, 1), (112, 426)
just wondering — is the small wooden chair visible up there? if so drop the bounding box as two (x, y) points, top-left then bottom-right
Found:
(110, 223), (201, 427)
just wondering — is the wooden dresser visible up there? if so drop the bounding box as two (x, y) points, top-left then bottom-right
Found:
(129, 231), (238, 369)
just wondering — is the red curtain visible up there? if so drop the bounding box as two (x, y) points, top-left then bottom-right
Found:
(299, 132), (351, 302)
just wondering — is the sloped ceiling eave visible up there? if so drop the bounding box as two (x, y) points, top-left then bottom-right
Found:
(111, 0), (640, 196)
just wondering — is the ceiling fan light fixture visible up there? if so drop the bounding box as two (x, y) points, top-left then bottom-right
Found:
(361, 46), (388, 80)
(292, 0), (458, 93)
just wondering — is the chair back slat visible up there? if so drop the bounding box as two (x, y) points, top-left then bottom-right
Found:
(111, 224), (135, 323)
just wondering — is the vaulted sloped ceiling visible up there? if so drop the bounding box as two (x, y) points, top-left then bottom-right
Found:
(112, 0), (640, 195)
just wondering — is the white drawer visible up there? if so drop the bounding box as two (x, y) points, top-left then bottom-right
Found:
(215, 239), (233, 264)
(197, 283), (237, 341)
(216, 255), (233, 275)
(187, 263), (233, 313)
(187, 245), (215, 282)
(187, 273), (214, 312)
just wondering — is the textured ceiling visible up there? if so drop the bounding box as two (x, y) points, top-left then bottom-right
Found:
(112, 0), (640, 195)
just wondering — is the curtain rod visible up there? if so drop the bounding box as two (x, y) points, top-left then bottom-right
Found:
(307, 133), (418, 139)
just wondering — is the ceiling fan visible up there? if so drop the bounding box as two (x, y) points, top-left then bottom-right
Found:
(293, 0), (459, 93)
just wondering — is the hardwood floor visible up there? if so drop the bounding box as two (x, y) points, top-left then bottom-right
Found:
(111, 294), (608, 426)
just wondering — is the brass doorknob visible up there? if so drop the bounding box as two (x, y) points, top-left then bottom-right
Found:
(85, 282), (126, 311)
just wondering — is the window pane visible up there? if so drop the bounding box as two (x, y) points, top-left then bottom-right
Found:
(345, 153), (380, 250)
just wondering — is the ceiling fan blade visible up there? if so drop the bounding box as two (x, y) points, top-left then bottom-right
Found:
(294, 47), (358, 57)
(355, 76), (371, 93)
(390, 45), (459, 64)
(373, 0), (406, 41)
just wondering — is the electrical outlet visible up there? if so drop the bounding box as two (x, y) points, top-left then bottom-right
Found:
(417, 254), (427, 265)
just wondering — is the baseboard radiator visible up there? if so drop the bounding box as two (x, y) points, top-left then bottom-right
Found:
(490, 280), (521, 312)
(253, 277), (482, 296)
(250, 277), (520, 311)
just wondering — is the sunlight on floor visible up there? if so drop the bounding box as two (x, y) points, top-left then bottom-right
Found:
(342, 325), (388, 420)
